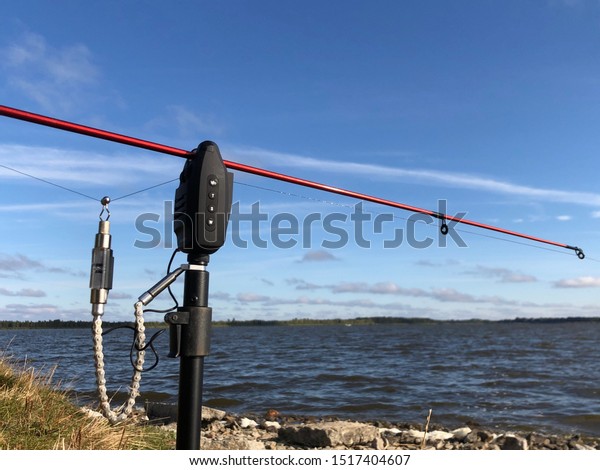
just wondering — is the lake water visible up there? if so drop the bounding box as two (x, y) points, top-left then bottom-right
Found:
(1, 322), (599, 437)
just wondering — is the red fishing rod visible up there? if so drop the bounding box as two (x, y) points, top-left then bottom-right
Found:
(0, 104), (585, 259)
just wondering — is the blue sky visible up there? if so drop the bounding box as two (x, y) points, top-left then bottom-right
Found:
(1, 0), (600, 322)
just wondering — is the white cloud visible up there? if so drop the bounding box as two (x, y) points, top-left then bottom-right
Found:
(300, 250), (340, 262)
(0, 252), (84, 278)
(554, 276), (600, 288)
(236, 292), (271, 303)
(467, 265), (538, 283)
(145, 105), (223, 138)
(287, 278), (538, 307)
(0, 144), (181, 190)
(0, 287), (46, 297)
(556, 215), (572, 221)
(0, 303), (88, 320)
(228, 146), (600, 207)
(1, 31), (100, 112)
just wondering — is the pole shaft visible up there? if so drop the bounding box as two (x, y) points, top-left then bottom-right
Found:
(176, 264), (210, 450)
(176, 356), (205, 449)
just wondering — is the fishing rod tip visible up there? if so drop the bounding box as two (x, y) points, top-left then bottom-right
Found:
(568, 246), (585, 260)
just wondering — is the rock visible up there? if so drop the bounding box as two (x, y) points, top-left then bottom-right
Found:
(379, 427), (402, 436)
(527, 433), (550, 448)
(263, 420), (281, 430)
(477, 430), (496, 443)
(203, 407), (228, 422)
(265, 409), (280, 421)
(427, 430), (454, 441)
(240, 417), (259, 428)
(495, 433), (529, 450)
(279, 421), (381, 449)
(144, 402), (227, 424)
(452, 427), (472, 441)
(204, 436), (266, 450)
(144, 402), (177, 424)
(405, 429), (425, 440)
(80, 407), (104, 419)
(401, 429), (452, 443)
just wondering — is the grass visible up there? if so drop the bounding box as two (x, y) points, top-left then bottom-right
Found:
(0, 356), (176, 450)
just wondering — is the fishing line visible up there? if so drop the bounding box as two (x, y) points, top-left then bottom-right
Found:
(111, 178), (180, 202)
(235, 180), (356, 209)
(0, 162), (178, 204)
(0, 162), (97, 201)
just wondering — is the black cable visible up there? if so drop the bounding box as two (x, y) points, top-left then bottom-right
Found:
(144, 248), (181, 313)
(101, 325), (164, 372)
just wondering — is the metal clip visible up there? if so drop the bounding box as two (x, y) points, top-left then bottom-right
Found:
(434, 211), (448, 235)
(99, 196), (111, 221)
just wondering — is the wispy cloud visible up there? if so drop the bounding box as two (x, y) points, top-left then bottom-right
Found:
(1, 31), (100, 112)
(236, 292), (271, 303)
(554, 276), (600, 288)
(465, 265), (538, 283)
(0, 252), (84, 278)
(215, 282), (586, 320)
(228, 147), (600, 207)
(109, 291), (133, 300)
(5, 140), (596, 216)
(0, 144), (180, 187)
(144, 105), (223, 138)
(0, 287), (46, 297)
(299, 250), (340, 263)
(285, 278), (541, 307)
(0, 303), (88, 320)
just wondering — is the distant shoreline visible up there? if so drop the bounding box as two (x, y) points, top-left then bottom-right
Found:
(1, 315), (600, 330)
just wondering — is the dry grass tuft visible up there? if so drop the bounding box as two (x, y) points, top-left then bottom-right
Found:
(0, 356), (175, 450)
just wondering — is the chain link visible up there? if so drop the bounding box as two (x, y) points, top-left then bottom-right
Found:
(92, 301), (146, 424)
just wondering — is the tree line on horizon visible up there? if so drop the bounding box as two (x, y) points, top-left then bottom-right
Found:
(0, 316), (599, 330)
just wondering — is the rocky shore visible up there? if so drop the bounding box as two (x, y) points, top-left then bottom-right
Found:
(143, 403), (600, 450)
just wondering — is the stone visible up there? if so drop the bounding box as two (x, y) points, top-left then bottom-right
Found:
(240, 417), (259, 428)
(279, 421), (381, 449)
(144, 402), (226, 424)
(80, 407), (104, 420)
(265, 409), (280, 421)
(477, 430), (496, 443)
(203, 407), (228, 422)
(144, 402), (177, 424)
(496, 433), (529, 450)
(405, 430), (425, 440)
(263, 420), (281, 430)
(452, 427), (472, 441)
(204, 436), (266, 450)
(527, 432), (549, 448)
(379, 427), (402, 436)
(427, 430), (454, 441)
